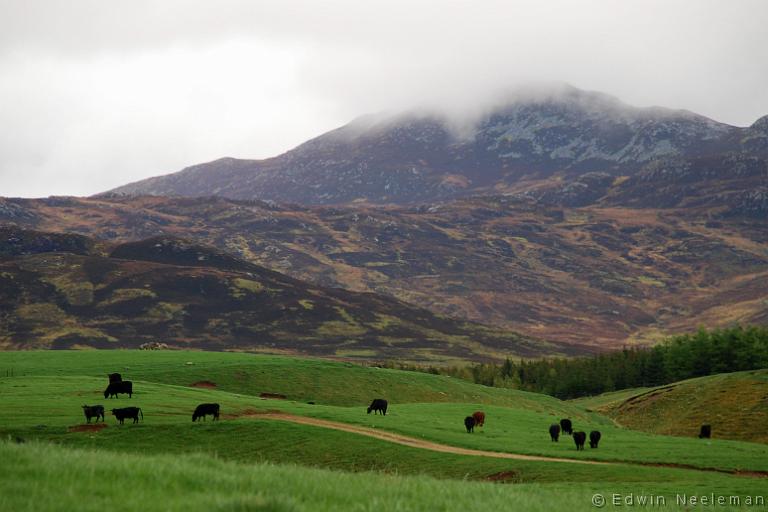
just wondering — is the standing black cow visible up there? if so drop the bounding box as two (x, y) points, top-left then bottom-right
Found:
(367, 399), (388, 415)
(192, 403), (220, 422)
(699, 424), (712, 439)
(560, 418), (573, 435)
(573, 431), (587, 450)
(112, 407), (143, 424)
(464, 416), (476, 433)
(104, 381), (133, 399)
(82, 405), (105, 423)
(589, 430), (602, 448)
(108, 373), (122, 383)
(549, 423), (561, 442)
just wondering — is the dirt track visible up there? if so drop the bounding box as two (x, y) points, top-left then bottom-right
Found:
(256, 412), (609, 465)
(252, 413), (768, 478)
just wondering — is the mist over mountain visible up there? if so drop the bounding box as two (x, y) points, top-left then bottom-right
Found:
(105, 85), (765, 207)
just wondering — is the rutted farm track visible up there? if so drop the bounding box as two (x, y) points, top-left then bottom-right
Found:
(253, 412), (605, 464)
(251, 412), (768, 477)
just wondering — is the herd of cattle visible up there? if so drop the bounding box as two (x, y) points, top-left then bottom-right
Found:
(83, 379), (712, 451)
(465, 410), (601, 451)
(364, 398), (599, 451)
(81, 373), (220, 425)
(547, 420), (601, 450)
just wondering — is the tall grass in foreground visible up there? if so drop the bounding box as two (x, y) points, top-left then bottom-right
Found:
(1, 440), (596, 512)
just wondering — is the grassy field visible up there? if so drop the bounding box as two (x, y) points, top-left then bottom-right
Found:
(0, 350), (578, 408)
(571, 370), (768, 444)
(9, 440), (766, 512)
(1, 350), (767, 511)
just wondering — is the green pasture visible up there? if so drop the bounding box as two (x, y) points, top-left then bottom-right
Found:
(1, 350), (767, 512)
(1, 350), (767, 472)
(0, 350), (576, 409)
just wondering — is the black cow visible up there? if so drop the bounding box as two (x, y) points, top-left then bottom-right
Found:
(573, 431), (587, 450)
(108, 373), (122, 383)
(82, 405), (105, 423)
(549, 423), (561, 442)
(589, 430), (601, 448)
(367, 399), (388, 415)
(464, 416), (476, 433)
(699, 424), (712, 439)
(560, 418), (573, 435)
(104, 381), (133, 399)
(112, 407), (142, 424)
(192, 403), (220, 422)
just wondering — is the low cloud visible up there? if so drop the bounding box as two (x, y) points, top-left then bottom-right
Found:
(0, 0), (766, 197)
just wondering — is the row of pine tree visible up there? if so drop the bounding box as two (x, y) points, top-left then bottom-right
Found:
(387, 325), (768, 399)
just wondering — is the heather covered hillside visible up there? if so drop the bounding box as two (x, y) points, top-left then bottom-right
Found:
(3, 195), (766, 348)
(0, 226), (551, 360)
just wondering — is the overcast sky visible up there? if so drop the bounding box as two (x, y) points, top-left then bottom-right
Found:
(1, 0), (767, 198)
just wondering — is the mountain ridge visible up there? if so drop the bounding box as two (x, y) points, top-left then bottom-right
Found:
(104, 85), (764, 206)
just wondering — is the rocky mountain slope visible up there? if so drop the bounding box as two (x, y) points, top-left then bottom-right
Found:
(0, 226), (553, 360)
(3, 196), (766, 348)
(105, 85), (767, 208)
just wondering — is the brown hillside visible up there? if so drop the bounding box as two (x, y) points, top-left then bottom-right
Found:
(1, 195), (766, 349)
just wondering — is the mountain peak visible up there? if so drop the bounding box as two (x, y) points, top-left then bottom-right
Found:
(105, 86), (751, 205)
(751, 114), (768, 132)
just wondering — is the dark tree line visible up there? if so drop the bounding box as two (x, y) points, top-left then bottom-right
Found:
(383, 326), (768, 399)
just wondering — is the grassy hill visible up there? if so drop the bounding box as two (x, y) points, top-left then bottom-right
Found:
(571, 370), (768, 444)
(0, 227), (556, 361)
(1, 351), (767, 472)
(0, 350), (591, 410)
(2, 350), (768, 511)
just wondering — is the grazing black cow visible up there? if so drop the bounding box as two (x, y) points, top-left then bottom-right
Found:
(104, 381), (133, 399)
(108, 373), (122, 384)
(464, 416), (476, 433)
(573, 431), (587, 450)
(192, 403), (220, 422)
(589, 430), (601, 448)
(699, 424), (712, 439)
(82, 404), (105, 423)
(549, 423), (561, 442)
(112, 407), (142, 424)
(560, 418), (573, 435)
(367, 399), (388, 415)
